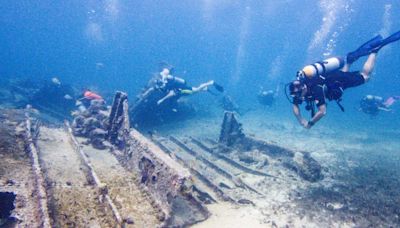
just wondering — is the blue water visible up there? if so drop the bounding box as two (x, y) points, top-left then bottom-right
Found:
(1, 1), (399, 127)
(2, 1), (400, 226)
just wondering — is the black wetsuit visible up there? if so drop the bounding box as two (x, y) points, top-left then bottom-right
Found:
(160, 75), (193, 97)
(293, 70), (365, 107)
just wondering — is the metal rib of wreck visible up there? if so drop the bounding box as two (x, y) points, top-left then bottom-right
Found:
(106, 91), (210, 227)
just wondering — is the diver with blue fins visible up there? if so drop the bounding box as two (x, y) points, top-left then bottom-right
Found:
(287, 30), (400, 129)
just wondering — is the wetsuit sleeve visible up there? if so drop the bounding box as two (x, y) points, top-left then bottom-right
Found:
(173, 77), (186, 85)
(292, 96), (303, 105)
(312, 86), (326, 107)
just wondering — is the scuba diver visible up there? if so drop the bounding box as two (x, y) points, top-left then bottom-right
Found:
(359, 95), (399, 116)
(287, 30), (400, 129)
(156, 66), (224, 105)
(258, 85), (279, 107)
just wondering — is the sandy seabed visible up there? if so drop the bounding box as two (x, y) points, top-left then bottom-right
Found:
(152, 108), (400, 227)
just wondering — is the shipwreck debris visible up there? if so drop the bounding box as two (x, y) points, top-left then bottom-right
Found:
(219, 111), (245, 147)
(218, 111), (323, 182)
(25, 116), (52, 227)
(106, 91), (210, 227)
(66, 122), (123, 225)
(108, 91), (130, 148)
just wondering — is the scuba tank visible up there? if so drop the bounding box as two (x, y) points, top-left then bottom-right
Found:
(297, 57), (345, 80)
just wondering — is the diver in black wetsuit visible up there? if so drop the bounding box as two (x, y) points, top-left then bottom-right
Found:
(290, 53), (377, 128)
(156, 67), (224, 105)
(288, 30), (400, 129)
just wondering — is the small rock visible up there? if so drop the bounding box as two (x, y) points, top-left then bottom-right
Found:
(124, 217), (134, 224)
(218, 182), (231, 189)
(6, 179), (15, 186)
(237, 199), (255, 206)
(156, 211), (165, 222)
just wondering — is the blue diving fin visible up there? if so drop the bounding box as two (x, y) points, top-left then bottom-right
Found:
(347, 30), (400, 64)
(346, 34), (383, 64)
(372, 29), (400, 52)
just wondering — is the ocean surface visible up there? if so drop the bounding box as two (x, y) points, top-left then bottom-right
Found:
(1, 0), (400, 226)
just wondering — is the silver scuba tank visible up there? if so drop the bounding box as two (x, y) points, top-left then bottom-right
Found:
(297, 57), (345, 80)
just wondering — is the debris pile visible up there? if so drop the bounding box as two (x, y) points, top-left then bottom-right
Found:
(108, 91), (130, 148)
(219, 111), (245, 147)
(71, 99), (110, 149)
(218, 111), (323, 182)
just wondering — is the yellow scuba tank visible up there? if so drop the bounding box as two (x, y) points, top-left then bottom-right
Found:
(297, 57), (345, 80)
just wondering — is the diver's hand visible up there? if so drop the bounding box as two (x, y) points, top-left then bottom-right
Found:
(300, 119), (309, 128)
(305, 120), (315, 129)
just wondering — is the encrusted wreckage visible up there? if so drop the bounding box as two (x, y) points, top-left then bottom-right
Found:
(3, 91), (324, 227)
(218, 111), (323, 182)
(71, 99), (109, 149)
(106, 91), (209, 226)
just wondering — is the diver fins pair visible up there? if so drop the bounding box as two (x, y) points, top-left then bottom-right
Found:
(346, 30), (400, 64)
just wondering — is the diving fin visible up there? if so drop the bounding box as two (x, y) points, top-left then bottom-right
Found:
(346, 34), (383, 64)
(347, 30), (400, 64)
(213, 82), (224, 93)
(371, 29), (400, 53)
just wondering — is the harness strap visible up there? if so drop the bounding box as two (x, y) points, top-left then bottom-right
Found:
(336, 99), (345, 112)
(316, 61), (327, 75)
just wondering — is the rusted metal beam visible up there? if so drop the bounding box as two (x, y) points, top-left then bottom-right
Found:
(65, 121), (123, 226)
(190, 137), (276, 178)
(169, 136), (262, 195)
(25, 116), (51, 228)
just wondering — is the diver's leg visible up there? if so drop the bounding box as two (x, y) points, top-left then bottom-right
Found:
(142, 87), (155, 98)
(360, 52), (377, 82)
(341, 62), (351, 72)
(157, 90), (176, 105)
(192, 80), (214, 92)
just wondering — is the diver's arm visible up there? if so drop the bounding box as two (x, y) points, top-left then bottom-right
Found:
(171, 76), (186, 85)
(292, 104), (308, 127)
(142, 87), (155, 98)
(157, 90), (176, 105)
(307, 104), (327, 128)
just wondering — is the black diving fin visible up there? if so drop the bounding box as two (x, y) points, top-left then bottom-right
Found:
(213, 82), (224, 93)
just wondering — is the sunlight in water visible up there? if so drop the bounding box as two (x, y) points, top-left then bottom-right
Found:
(308, 0), (353, 58)
(232, 6), (251, 85)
